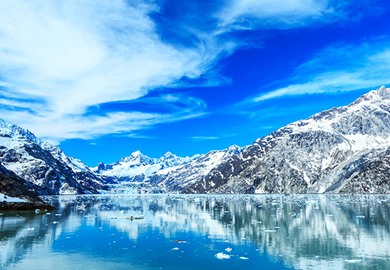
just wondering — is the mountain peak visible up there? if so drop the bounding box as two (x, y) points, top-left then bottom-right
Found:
(377, 85), (390, 99)
(0, 119), (103, 195)
(357, 86), (390, 103)
(130, 150), (142, 157)
(225, 144), (241, 155)
(227, 144), (240, 150)
(0, 118), (40, 145)
(118, 150), (155, 165)
(161, 151), (180, 160)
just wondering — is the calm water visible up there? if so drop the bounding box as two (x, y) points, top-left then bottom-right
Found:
(1, 195), (390, 270)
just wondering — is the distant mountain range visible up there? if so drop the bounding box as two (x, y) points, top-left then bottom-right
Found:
(1, 86), (390, 205)
(93, 145), (241, 193)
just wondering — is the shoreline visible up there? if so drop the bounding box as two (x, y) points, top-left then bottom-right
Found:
(0, 201), (56, 211)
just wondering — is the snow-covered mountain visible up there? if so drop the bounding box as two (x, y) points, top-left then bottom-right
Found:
(187, 86), (390, 194)
(0, 163), (52, 210)
(93, 145), (242, 192)
(155, 145), (242, 192)
(94, 150), (192, 181)
(0, 119), (108, 195)
(3, 86), (390, 198)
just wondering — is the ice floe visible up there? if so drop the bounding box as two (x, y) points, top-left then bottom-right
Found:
(215, 252), (231, 260)
(345, 259), (362, 263)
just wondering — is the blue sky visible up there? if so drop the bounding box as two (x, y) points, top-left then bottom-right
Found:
(0, 0), (390, 166)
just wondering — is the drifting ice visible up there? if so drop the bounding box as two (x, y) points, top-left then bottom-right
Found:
(215, 252), (231, 260)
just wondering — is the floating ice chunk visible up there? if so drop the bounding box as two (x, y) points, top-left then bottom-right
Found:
(215, 252), (231, 260)
(172, 247), (180, 251)
(55, 214), (62, 216)
(264, 229), (277, 233)
(239, 257), (249, 260)
(25, 227), (35, 231)
(355, 216), (365, 219)
(172, 240), (187, 244)
(225, 247), (232, 253)
(345, 259), (362, 263)
(53, 221), (59, 224)
(76, 205), (86, 211)
(35, 209), (40, 214)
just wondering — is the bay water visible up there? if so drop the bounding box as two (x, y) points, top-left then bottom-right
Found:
(1, 194), (389, 269)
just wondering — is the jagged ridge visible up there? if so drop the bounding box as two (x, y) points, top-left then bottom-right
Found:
(93, 145), (242, 192)
(2, 86), (390, 197)
(0, 119), (109, 196)
(188, 86), (390, 194)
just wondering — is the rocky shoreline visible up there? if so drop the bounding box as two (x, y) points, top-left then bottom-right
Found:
(0, 201), (55, 211)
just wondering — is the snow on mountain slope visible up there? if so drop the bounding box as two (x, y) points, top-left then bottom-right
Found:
(93, 145), (242, 192)
(41, 142), (113, 191)
(156, 145), (242, 192)
(0, 163), (53, 209)
(187, 86), (390, 194)
(0, 193), (28, 203)
(3, 86), (390, 196)
(94, 150), (193, 180)
(0, 118), (105, 195)
(41, 141), (90, 173)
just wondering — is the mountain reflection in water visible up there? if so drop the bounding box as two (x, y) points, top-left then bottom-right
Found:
(0, 195), (389, 270)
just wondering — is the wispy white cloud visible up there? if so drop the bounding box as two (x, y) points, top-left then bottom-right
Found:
(0, 93), (208, 142)
(191, 132), (238, 141)
(0, 0), (218, 142)
(0, 0), (359, 143)
(253, 41), (390, 101)
(216, 0), (346, 31)
(191, 136), (220, 141)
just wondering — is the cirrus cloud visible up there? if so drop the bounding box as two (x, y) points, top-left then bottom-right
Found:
(253, 40), (390, 102)
(0, 0), (358, 143)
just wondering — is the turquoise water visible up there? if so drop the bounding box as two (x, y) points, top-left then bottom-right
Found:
(1, 195), (390, 270)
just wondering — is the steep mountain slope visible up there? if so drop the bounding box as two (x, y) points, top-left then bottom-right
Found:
(94, 145), (242, 192)
(155, 145), (242, 191)
(187, 86), (390, 194)
(0, 163), (53, 209)
(42, 142), (114, 192)
(0, 119), (107, 195)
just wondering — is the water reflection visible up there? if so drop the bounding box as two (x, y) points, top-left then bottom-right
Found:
(0, 195), (389, 270)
